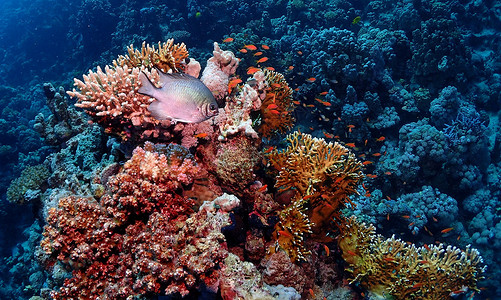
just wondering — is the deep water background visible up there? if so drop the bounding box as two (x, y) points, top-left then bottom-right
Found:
(1, 0), (500, 299)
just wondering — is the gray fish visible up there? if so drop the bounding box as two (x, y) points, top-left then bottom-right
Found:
(138, 69), (218, 123)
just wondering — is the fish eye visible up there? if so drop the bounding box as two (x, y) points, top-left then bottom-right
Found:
(210, 103), (217, 111)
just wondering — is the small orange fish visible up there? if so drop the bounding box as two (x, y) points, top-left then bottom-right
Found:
(228, 78), (242, 88)
(271, 83), (282, 88)
(264, 146), (274, 153)
(247, 67), (260, 74)
(321, 101), (331, 106)
(451, 290), (465, 295)
(324, 244), (330, 256)
(415, 215), (421, 218)
(432, 217), (438, 222)
(362, 161), (373, 165)
(402, 215), (410, 219)
(292, 100), (301, 105)
(258, 184), (268, 193)
(278, 230), (293, 238)
(315, 98), (323, 103)
(457, 235), (461, 241)
(193, 133), (208, 138)
(309, 288), (315, 298)
(306, 104), (315, 108)
(303, 195), (314, 200)
(372, 153), (382, 157)
(261, 44), (270, 50)
(387, 213), (390, 220)
(364, 139), (368, 146)
(254, 51), (263, 56)
(223, 37), (234, 43)
(297, 50), (303, 55)
(267, 104), (279, 110)
(257, 57), (269, 63)
(239, 48), (248, 53)
(347, 250), (357, 256)
(306, 77), (316, 82)
(319, 91), (328, 95)
(423, 244), (431, 251)
(376, 136), (386, 142)
(383, 256), (395, 262)
(288, 65), (294, 70)
(265, 67), (275, 71)
(384, 171), (392, 175)
(366, 174), (378, 178)
(419, 260), (429, 264)
(323, 132), (334, 139)
(269, 109), (280, 115)
(347, 124), (355, 129)
(412, 283), (424, 289)
(409, 222), (415, 227)
(345, 143), (356, 148)
(441, 227), (454, 234)
(424, 226), (433, 236)
(244, 44), (257, 50)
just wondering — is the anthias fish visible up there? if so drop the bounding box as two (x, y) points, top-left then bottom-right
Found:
(138, 70), (219, 123)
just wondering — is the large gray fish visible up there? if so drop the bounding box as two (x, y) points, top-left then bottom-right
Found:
(138, 69), (218, 123)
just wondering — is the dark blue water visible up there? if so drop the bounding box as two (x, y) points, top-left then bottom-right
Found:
(0, 0), (499, 299)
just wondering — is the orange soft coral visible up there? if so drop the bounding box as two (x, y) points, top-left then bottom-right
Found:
(258, 69), (295, 138)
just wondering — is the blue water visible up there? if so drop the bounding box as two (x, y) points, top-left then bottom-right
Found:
(0, 0), (499, 299)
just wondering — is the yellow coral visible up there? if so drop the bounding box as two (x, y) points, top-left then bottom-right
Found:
(113, 40), (189, 73)
(258, 70), (295, 138)
(338, 216), (486, 299)
(266, 131), (363, 260)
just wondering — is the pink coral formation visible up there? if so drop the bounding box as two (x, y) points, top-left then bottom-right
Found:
(40, 142), (239, 299)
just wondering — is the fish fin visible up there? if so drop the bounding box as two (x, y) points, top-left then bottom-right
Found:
(148, 101), (172, 121)
(138, 72), (157, 97)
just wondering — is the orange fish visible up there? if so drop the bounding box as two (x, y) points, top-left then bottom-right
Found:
(419, 260), (429, 264)
(271, 83), (282, 88)
(193, 133), (208, 138)
(376, 136), (385, 142)
(384, 171), (392, 175)
(409, 222), (415, 227)
(366, 174), (378, 178)
(261, 44), (270, 50)
(319, 91), (328, 95)
(372, 153), (382, 157)
(321, 101), (331, 106)
(387, 213), (390, 221)
(402, 215), (410, 219)
(292, 100), (301, 105)
(383, 256), (395, 262)
(306, 77), (316, 82)
(239, 48), (248, 53)
(254, 51), (263, 56)
(228, 78), (242, 88)
(303, 195), (314, 200)
(278, 230), (293, 238)
(424, 226), (433, 236)
(412, 283), (424, 289)
(269, 109), (280, 115)
(297, 51), (303, 55)
(309, 289), (315, 298)
(364, 139), (368, 146)
(432, 217), (438, 222)
(264, 146), (274, 153)
(324, 244), (330, 256)
(323, 132), (334, 139)
(306, 104), (315, 108)
(267, 104), (279, 110)
(441, 227), (454, 234)
(247, 67), (260, 74)
(288, 65), (294, 71)
(347, 124), (356, 129)
(265, 67), (275, 71)
(244, 44), (257, 50)
(223, 37), (234, 43)
(258, 184), (268, 192)
(347, 250), (357, 256)
(345, 143), (356, 148)
(257, 57), (269, 63)
(423, 244), (431, 251)
(362, 161), (373, 165)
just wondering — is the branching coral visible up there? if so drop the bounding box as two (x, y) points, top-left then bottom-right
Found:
(266, 131), (363, 261)
(338, 216), (486, 299)
(258, 69), (295, 138)
(113, 40), (189, 73)
(67, 40), (191, 142)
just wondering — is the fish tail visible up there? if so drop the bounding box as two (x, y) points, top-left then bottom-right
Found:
(138, 71), (157, 97)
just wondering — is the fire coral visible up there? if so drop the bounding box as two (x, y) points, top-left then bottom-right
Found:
(266, 131), (364, 261)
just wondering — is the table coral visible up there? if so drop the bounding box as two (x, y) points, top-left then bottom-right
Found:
(338, 216), (486, 299)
